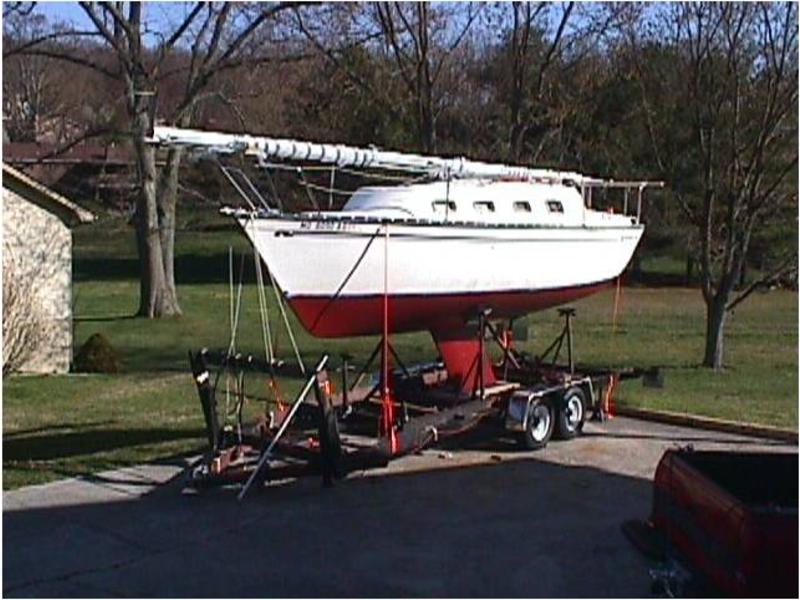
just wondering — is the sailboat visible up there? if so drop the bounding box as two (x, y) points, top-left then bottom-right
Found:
(151, 126), (661, 389)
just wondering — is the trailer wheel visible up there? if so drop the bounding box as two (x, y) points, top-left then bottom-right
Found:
(555, 386), (586, 440)
(519, 399), (554, 450)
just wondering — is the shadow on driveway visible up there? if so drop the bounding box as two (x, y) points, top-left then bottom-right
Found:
(4, 452), (654, 597)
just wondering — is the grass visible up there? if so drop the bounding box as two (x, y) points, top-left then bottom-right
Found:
(3, 210), (797, 489)
(523, 287), (797, 428)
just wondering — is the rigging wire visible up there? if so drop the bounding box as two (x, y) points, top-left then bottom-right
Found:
(253, 250), (275, 366)
(265, 265), (307, 376)
(298, 180), (354, 197)
(217, 160), (258, 212)
(308, 226), (382, 333)
(227, 251), (247, 356)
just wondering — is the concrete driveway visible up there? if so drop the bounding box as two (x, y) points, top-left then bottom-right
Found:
(4, 417), (795, 597)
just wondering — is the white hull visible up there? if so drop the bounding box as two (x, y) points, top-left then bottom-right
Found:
(241, 215), (644, 299)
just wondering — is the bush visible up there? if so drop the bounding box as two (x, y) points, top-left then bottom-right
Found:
(2, 240), (45, 375)
(74, 333), (120, 373)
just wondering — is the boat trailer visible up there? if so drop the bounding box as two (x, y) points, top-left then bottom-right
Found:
(186, 307), (642, 499)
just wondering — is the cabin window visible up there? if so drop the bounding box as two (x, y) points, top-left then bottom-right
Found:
(473, 201), (496, 213)
(546, 200), (564, 213)
(513, 201), (532, 213)
(432, 200), (457, 213)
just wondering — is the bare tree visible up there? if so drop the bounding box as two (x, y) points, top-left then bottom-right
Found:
(3, 2), (36, 19)
(493, 2), (629, 164)
(294, 2), (480, 153)
(2, 12), (68, 142)
(372, 2), (480, 153)
(504, 2), (573, 162)
(630, 3), (798, 369)
(13, 2), (299, 317)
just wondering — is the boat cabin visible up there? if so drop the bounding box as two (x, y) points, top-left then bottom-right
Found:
(340, 179), (634, 228)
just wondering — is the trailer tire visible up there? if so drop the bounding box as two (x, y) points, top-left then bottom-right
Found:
(555, 386), (586, 440)
(518, 398), (554, 450)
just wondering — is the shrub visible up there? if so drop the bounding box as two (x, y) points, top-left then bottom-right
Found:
(2, 241), (45, 375)
(74, 333), (120, 373)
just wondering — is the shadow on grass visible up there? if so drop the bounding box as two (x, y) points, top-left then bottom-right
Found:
(98, 344), (327, 374)
(4, 428), (206, 461)
(74, 253), (264, 285)
(4, 421), (116, 439)
(74, 314), (138, 323)
(632, 270), (694, 288)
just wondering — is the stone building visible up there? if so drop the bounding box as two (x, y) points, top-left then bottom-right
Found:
(2, 163), (94, 373)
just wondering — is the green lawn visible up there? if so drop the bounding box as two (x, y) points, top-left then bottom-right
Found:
(3, 214), (797, 489)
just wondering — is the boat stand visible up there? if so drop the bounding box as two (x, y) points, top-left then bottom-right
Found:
(187, 349), (388, 499)
(185, 306), (643, 497)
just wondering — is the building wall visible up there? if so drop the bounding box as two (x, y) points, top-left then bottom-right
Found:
(2, 188), (73, 373)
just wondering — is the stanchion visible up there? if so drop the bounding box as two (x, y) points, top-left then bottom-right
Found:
(382, 223), (398, 454)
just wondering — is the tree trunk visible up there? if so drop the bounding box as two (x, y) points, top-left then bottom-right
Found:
(131, 93), (180, 318)
(509, 123), (524, 163)
(157, 146), (184, 315)
(737, 259), (747, 289)
(702, 296), (727, 370)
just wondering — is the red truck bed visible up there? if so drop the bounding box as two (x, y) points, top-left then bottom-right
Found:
(652, 449), (798, 597)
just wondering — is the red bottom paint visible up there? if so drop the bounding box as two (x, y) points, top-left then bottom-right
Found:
(288, 281), (613, 338)
(288, 282), (612, 392)
(431, 326), (497, 393)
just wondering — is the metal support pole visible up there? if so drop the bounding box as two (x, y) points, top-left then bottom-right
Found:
(340, 353), (351, 415)
(297, 167), (320, 210)
(485, 320), (521, 371)
(387, 343), (409, 424)
(476, 307), (491, 401)
(315, 369), (342, 487)
(388, 342), (410, 378)
(637, 186), (644, 223)
(566, 311), (574, 374)
(328, 167), (336, 209)
(555, 307), (576, 372)
(382, 223), (397, 453)
(189, 351), (221, 452)
(238, 354), (329, 501)
(350, 339), (382, 393)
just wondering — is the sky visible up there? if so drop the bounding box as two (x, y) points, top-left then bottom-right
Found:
(33, 1), (196, 34)
(24, 1), (609, 54)
(30, 1), (584, 37)
(33, 1), (87, 25)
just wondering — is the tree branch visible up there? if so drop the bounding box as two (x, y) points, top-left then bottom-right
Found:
(158, 1), (206, 60)
(726, 252), (797, 311)
(14, 47), (119, 79)
(3, 30), (102, 58)
(78, 1), (130, 68)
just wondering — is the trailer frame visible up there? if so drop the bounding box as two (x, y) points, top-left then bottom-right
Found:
(186, 306), (640, 497)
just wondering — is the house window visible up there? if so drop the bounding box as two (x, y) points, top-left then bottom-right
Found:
(513, 201), (532, 212)
(546, 200), (564, 213)
(432, 200), (456, 213)
(473, 201), (495, 213)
